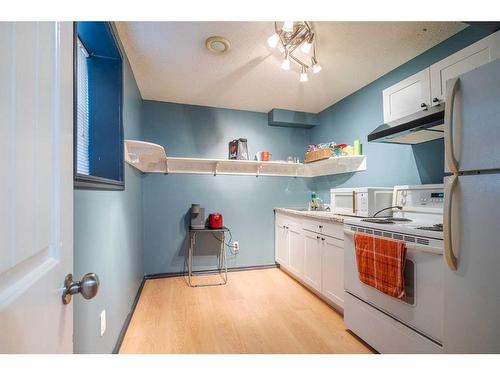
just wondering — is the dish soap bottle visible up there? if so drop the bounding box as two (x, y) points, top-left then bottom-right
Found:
(310, 192), (320, 211)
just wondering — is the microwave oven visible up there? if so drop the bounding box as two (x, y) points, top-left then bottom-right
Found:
(330, 187), (394, 217)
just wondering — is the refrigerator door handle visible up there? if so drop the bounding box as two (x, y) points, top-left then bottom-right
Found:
(444, 174), (458, 271)
(444, 77), (460, 173)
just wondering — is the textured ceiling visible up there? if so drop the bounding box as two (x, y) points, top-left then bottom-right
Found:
(116, 21), (466, 113)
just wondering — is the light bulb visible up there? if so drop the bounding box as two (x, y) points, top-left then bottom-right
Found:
(300, 68), (308, 82)
(312, 63), (322, 74)
(301, 41), (312, 54)
(281, 58), (290, 70)
(282, 21), (294, 33)
(267, 33), (280, 49)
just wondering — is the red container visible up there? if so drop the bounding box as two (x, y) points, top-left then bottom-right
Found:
(208, 213), (223, 229)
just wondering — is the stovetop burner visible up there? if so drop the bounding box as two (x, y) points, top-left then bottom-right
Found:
(361, 218), (395, 224)
(416, 224), (443, 232)
(390, 217), (413, 222)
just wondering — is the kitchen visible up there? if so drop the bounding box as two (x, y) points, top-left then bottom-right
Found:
(1, 2), (500, 370)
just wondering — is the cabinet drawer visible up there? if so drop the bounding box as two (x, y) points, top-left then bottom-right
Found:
(302, 218), (344, 240)
(276, 212), (301, 228)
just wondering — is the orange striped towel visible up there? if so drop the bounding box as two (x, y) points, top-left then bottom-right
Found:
(354, 232), (407, 299)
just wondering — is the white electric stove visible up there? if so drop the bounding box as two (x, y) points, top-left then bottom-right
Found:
(343, 184), (445, 354)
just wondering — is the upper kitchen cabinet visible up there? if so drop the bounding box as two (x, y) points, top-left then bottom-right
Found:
(430, 31), (500, 103)
(382, 30), (500, 124)
(382, 68), (431, 123)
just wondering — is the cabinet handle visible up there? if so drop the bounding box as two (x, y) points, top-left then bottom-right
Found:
(316, 236), (320, 239)
(421, 102), (428, 110)
(321, 238), (325, 241)
(433, 97), (440, 104)
(319, 225), (323, 229)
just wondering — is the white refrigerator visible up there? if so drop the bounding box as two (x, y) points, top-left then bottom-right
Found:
(443, 58), (500, 353)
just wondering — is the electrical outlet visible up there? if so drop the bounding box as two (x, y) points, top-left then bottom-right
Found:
(233, 241), (239, 253)
(100, 309), (106, 337)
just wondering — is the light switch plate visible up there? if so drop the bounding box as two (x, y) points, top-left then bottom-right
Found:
(100, 309), (106, 337)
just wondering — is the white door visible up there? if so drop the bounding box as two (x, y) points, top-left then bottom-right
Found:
(0, 22), (73, 353)
(321, 236), (344, 308)
(275, 223), (289, 266)
(430, 30), (500, 104)
(287, 225), (304, 278)
(382, 68), (431, 123)
(303, 231), (322, 292)
(443, 173), (500, 353)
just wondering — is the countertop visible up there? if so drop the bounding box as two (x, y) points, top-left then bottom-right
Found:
(274, 208), (345, 224)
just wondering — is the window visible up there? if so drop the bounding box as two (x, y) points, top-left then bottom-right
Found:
(74, 22), (124, 190)
(76, 38), (90, 176)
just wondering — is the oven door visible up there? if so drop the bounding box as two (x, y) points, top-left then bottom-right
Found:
(331, 190), (357, 216)
(344, 228), (444, 344)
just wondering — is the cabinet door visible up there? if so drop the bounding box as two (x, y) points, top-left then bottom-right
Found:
(303, 231), (322, 292)
(288, 225), (305, 278)
(430, 30), (500, 104)
(322, 236), (345, 308)
(275, 223), (289, 266)
(382, 68), (431, 123)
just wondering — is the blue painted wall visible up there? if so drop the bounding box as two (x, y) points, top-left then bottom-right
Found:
(74, 36), (144, 353)
(310, 27), (491, 200)
(141, 101), (311, 275)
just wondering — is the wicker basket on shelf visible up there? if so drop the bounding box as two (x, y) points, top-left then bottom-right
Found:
(304, 148), (332, 164)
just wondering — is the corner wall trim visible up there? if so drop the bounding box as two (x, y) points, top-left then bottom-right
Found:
(112, 277), (145, 354)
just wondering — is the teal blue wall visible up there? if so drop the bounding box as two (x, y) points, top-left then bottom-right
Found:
(310, 27), (491, 200)
(141, 101), (311, 275)
(74, 41), (144, 353)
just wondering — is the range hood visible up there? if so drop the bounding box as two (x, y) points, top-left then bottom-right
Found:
(368, 105), (445, 145)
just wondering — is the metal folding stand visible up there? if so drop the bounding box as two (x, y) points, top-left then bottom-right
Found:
(188, 227), (229, 287)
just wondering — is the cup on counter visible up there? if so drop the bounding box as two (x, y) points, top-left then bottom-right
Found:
(255, 151), (272, 161)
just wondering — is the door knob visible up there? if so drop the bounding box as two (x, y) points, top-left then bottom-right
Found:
(62, 273), (100, 305)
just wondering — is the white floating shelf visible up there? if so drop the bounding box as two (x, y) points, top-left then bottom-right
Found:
(124, 140), (366, 178)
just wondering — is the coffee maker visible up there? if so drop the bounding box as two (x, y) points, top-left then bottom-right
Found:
(190, 204), (205, 229)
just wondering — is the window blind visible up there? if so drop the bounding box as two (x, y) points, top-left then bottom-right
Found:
(76, 38), (90, 176)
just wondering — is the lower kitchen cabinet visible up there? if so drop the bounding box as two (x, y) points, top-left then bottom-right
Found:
(287, 224), (305, 277)
(321, 236), (345, 308)
(303, 231), (322, 292)
(275, 222), (289, 266)
(275, 211), (345, 311)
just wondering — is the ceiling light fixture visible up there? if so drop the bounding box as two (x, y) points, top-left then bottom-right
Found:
(300, 66), (309, 82)
(282, 21), (294, 33)
(281, 52), (290, 70)
(311, 56), (322, 74)
(205, 36), (231, 54)
(267, 21), (322, 82)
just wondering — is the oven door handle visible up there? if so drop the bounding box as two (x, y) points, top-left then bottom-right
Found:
(352, 191), (356, 214)
(344, 228), (443, 255)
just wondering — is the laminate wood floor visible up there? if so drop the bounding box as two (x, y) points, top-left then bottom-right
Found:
(119, 268), (374, 354)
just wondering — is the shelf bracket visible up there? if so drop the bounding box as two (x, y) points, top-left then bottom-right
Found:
(256, 164), (263, 177)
